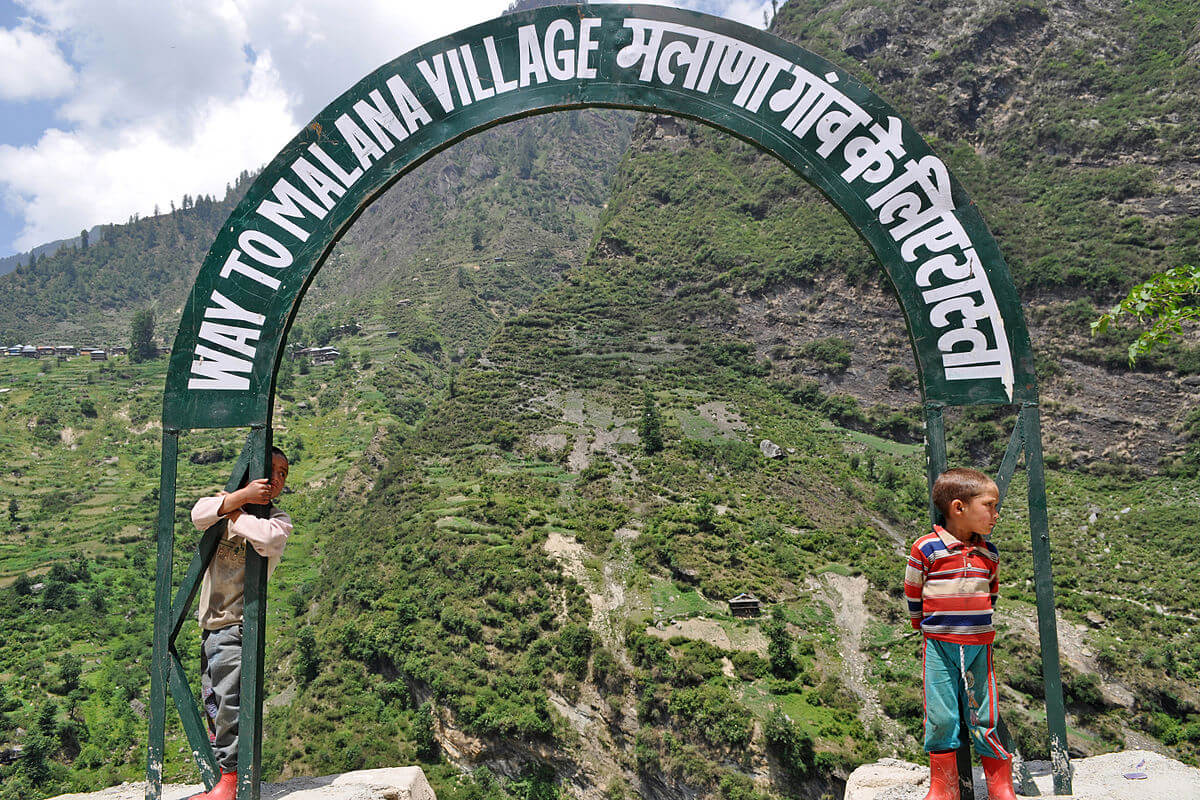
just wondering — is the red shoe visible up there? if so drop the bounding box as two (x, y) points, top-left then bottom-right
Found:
(188, 770), (237, 800)
(207, 771), (238, 800)
(981, 755), (1019, 800)
(924, 751), (961, 800)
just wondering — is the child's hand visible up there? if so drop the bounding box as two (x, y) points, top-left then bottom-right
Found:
(218, 481), (272, 516)
(237, 479), (273, 506)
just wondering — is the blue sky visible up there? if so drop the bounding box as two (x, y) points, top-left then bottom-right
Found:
(0, 0), (772, 260)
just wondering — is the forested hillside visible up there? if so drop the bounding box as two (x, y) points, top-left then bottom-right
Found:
(1, 2), (1199, 800)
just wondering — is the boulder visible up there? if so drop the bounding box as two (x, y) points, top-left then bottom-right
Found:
(760, 439), (783, 458)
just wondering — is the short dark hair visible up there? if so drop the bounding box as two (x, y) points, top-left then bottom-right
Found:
(271, 445), (288, 463)
(932, 468), (996, 517)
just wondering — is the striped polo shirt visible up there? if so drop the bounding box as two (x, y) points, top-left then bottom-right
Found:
(904, 525), (999, 645)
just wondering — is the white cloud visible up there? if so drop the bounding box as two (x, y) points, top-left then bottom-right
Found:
(23, 0), (256, 130)
(0, 26), (75, 100)
(231, 0), (510, 121)
(0, 0), (773, 252)
(0, 54), (296, 251)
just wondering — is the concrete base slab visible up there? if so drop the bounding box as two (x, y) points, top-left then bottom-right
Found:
(47, 766), (435, 800)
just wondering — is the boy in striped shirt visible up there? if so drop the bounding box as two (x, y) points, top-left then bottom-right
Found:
(904, 468), (1016, 800)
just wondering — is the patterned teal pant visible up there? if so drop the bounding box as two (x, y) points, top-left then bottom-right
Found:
(923, 637), (1009, 759)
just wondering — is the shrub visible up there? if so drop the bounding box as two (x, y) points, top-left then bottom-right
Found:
(802, 337), (852, 373)
(764, 709), (815, 776)
(731, 651), (767, 681)
(667, 684), (754, 750)
(887, 365), (917, 390)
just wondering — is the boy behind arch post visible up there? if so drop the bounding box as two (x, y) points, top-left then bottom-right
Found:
(187, 447), (291, 800)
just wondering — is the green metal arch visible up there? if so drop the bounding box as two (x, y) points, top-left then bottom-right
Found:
(163, 2), (1036, 431)
(149, 6), (1071, 799)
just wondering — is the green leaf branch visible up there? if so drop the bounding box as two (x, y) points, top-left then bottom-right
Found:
(1092, 265), (1200, 364)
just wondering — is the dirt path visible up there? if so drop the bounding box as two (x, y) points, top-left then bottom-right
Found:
(1077, 588), (1200, 623)
(818, 573), (911, 754)
(996, 604), (1135, 709)
(543, 525), (641, 666)
(867, 513), (910, 555)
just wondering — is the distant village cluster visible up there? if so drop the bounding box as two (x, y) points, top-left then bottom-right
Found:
(3, 344), (131, 360)
(4, 321), (376, 367)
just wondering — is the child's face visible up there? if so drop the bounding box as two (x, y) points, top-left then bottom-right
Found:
(268, 454), (289, 499)
(954, 486), (1000, 537)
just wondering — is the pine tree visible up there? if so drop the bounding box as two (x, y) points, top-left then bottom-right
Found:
(130, 308), (156, 362)
(276, 357), (295, 392)
(638, 389), (663, 454)
(764, 608), (797, 679)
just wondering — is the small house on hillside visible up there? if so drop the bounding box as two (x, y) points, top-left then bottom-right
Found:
(296, 346), (340, 364)
(21, 345), (38, 358)
(111, 346), (128, 356)
(312, 347), (340, 364)
(728, 593), (762, 618)
(55, 346), (78, 356)
(36, 346), (56, 357)
(5, 345), (22, 357)
(90, 349), (108, 361)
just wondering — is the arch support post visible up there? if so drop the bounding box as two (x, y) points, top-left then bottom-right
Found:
(237, 426), (270, 800)
(1023, 405), (1072, 794)
(924, 403), (948, 520)
(146, 429), (180, 800)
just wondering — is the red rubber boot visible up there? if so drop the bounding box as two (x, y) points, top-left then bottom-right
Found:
(981, 755), (1019, 800)
(193, 771), (236, 800)
(924, 751), (961, 800)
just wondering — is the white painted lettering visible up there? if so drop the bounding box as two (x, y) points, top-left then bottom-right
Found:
(518, 25), (549, 87)
(386, 74), (433, 131)
(353, 89), (408, 150)
(484, 36), (519, 92)
(545, 19), (575, 81)
(416, 53), (455, 113)
(459, 44), (494, 100)
(445, 48), (474, 106)
(577, 18), (600, 78)
(257, 177), (328, 242)
(219, 249), (281, 290)
(198, 321), (261, 358)
(291, 156), (345, 210)
(204, 289), (266, 327)
(307, 143), (363, 188)
(188, 345), (252, 391)
(238, 230), (292, 269)
(335, 113), (386, 169)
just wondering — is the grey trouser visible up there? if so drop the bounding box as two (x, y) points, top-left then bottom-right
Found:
(200, 624), (242, 772)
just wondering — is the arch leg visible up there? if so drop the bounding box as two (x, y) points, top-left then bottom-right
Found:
(146, 430), (179, 800)
(1022, 406), (1072, 794)
(237, 426), (270, 800)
